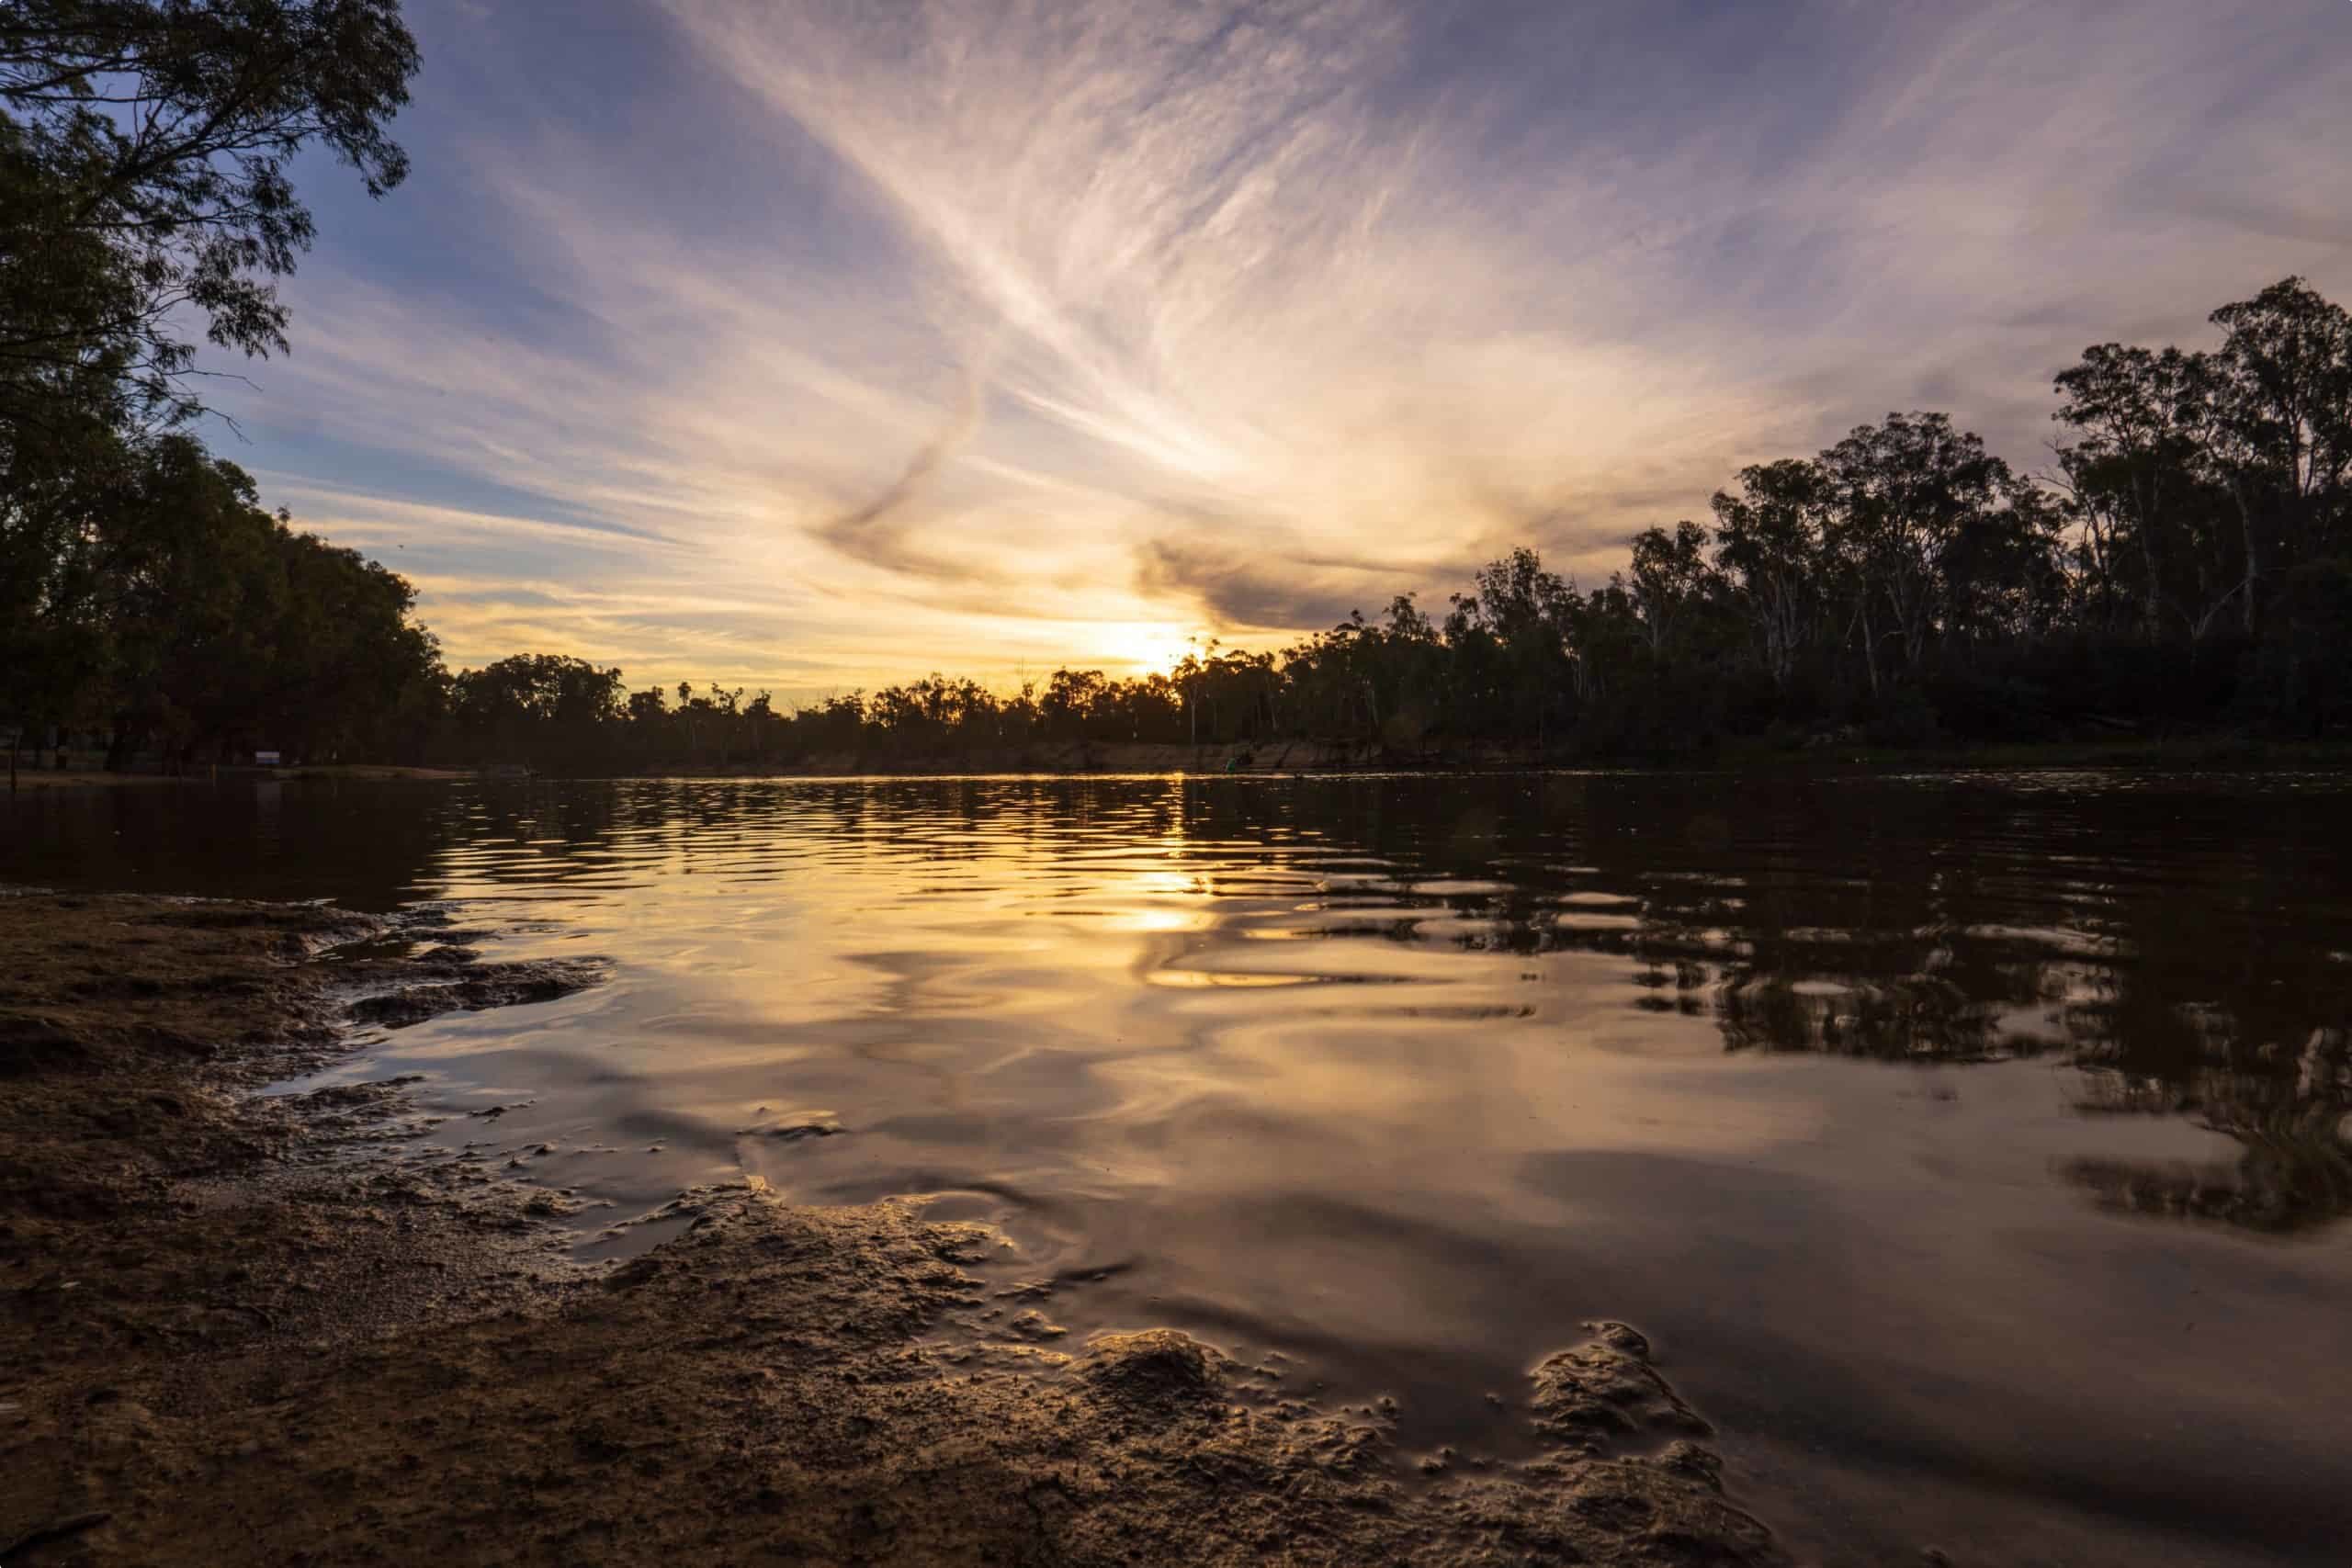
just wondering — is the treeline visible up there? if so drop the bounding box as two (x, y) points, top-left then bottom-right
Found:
(18, 278), (2352, 773)
(4, 8), (2346, 773)
(454, 274), (2352, 770)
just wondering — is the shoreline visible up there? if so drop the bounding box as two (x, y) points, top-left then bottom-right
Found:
(1, 889), (1788, 1566)
(624, 734), (2352, 779)
(3, 764), (473, 793)
(11, 738), (2350, 791)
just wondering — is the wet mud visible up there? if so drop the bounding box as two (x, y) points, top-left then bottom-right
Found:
(0, 890), (1787, 1566)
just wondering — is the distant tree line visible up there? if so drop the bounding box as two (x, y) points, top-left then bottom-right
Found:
(3, 8), (2346, 771)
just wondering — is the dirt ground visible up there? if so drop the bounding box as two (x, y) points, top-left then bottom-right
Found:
(0, 890), (1790, 1567)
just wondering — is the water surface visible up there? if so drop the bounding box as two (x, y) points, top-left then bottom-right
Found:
(8, 770), (2350, 1566)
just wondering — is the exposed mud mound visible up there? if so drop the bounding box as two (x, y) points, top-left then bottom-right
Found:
(1080, 1327), (1224, 1412)
(343, 958), (610, 1028)
(1532, 1320), (1716, 1453)
(313, 911), (610, 1030)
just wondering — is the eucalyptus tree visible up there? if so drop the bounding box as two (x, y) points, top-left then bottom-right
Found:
(2205, 277), (2352, 631)
(0, 0), (421, 435)
(1623, 520), (1724, 664)
(1443, 547), (1578, 743)
(1710, 458), (1833, 692)
(2052, 344), (2214, 639)
(450, 655), (624, 767)
(57, 434), (435, 763)
(1817, 412), (2031, 691)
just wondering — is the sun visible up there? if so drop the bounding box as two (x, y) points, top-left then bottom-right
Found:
(1097, 622), (1196, 675)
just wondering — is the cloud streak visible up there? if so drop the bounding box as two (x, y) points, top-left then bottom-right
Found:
(814, 344), (997, 581)
(209, 0), (2352, 696)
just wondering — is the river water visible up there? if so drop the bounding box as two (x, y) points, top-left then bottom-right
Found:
(7, 770), (2349, 1566)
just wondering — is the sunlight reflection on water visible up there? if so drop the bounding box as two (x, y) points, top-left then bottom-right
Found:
(7, 769), (2352, 1567)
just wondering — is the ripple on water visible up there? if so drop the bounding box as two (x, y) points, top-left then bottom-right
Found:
(9, 769), (2352, 1568)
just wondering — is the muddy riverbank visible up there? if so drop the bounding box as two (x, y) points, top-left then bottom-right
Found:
(0, 889), (1789, 1566)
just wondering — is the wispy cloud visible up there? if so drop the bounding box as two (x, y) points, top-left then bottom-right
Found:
(213, 0), (2352, 696)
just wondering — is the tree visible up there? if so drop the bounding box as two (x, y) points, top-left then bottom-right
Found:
(1624, 521), (1723, 662)
(1711, 459), (1830, 692)
(1041, 668), (1109, 740)
(0, 0), (421, 434)
(260, 522), (440, 759)
(450, 655), (623, 766)
(2207, 277), (2352, 631)
(0, 428), (438, 765)
(1819, 412), (2028, 692)
(2052, 344), (2214, 640)
(1444, 547), (1577, 744)
(0, 402), (133, 754)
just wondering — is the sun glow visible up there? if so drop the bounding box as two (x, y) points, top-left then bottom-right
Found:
(1096, 623), (1199, 676)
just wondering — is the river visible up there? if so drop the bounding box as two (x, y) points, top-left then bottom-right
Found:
(6, 768), (2348, 1566)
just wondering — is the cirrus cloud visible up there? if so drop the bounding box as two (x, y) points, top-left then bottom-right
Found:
(209, 0), (2352, 699)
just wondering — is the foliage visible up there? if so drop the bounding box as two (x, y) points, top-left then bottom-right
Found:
(0, 0), (420, 435)
(1, 0), (429, 766)
(4, 423), (440, 762)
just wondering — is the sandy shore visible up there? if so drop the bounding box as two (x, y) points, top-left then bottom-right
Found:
(0, 889), (1787, 1566)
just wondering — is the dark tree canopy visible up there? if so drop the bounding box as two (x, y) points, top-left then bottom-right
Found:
(2, 1), (431, 770)
(0, 0), (420, 434)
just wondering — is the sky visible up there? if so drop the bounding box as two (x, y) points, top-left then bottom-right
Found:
(209, 0), (2352, 703)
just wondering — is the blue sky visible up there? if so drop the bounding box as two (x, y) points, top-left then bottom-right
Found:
(208, 0), (2352, 700)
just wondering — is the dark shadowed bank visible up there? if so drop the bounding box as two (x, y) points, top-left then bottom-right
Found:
(0, 891), (1787, 1567)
